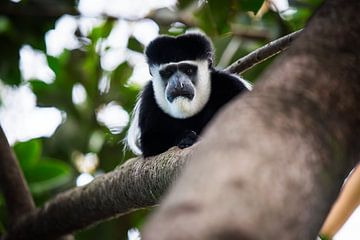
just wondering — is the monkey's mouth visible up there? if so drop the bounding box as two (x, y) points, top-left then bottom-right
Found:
(167, 90), (194, 103)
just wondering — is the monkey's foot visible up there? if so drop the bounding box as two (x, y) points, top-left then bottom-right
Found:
(177, 130), (197, 149)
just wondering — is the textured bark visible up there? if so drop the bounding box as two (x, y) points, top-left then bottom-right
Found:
(143, 0), (360, 239)
(5, 147), (192, 240)
(0, 126), (35, 224)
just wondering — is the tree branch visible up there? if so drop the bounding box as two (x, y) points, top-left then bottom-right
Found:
(5, 146), (192, 240)
(0, 126), (35, 224)
(226, 29), (303, 74)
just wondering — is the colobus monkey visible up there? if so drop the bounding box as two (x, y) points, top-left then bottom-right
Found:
(127, 33), (251, 157)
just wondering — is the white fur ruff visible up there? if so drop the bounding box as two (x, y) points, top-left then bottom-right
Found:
(239, 77), (253, 90)
(125, 97), (142, 155)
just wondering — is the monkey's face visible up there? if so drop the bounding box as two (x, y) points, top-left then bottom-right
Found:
(151, 60), (211, 119)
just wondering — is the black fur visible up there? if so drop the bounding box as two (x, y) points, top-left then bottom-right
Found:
(139, 70), (248, 157)
(145, 33), (213, 66)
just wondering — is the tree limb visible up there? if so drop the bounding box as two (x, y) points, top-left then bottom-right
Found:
(0, 126), (35, 225)
(4, 146), (192, 240)
(226, 29), (303, 74)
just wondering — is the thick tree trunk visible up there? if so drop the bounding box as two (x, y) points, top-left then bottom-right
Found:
(143, 0), (360, 239)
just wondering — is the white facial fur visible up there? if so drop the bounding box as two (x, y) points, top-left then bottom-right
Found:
(150, 60), (211, 119)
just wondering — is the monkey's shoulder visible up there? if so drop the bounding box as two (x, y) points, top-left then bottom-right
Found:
(208, 70), (248, 106)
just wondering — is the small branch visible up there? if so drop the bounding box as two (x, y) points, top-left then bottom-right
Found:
(0, 126), (35, 224)
(5, 147), (193, 240)
(226, 29), (303, 74)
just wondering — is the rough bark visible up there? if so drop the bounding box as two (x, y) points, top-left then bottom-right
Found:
(0, 126), (35, 224)
(143, 0), (360, 239)
(4, 147), (192, 240)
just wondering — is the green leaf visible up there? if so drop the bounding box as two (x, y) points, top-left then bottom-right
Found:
(29, 80), (49, 94)
(106, 62), (137, 111)
(177, 0), (194, 9)
(90, 19), (114, 41)
(13, 139), (42, 170)
(195, 0), (237, 35)
(128, 37), (143, 53)
(112, 62), (133, 86)
(47, 55), (61, 75)
(239, 0), (264, 13)
(0, 56), (21, 86)
(318, 234), (331, 240)
(0, 16), (11, 33)
(26, 158), (72, 194)
(285, 8), (312, 31)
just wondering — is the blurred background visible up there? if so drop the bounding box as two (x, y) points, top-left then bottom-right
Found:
(0, 0), (358, 239)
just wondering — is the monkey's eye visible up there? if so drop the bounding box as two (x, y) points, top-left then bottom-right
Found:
(160, 67), (175, 79)
(159, 70), (170, 79)
(179, 64), (197, 76)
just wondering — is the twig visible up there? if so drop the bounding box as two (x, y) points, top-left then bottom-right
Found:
(5, 146), (193, 240)
(226, 29), (303, 74)
(0, 126), (35, 225)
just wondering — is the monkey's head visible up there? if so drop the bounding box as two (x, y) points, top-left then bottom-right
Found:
(145, 33), (213, 119)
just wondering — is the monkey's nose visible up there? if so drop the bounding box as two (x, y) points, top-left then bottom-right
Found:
(167, 85), (194, 102)
(174, 80), (184, 91)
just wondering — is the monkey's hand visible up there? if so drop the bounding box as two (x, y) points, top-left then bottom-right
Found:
(177, 130), (198, 149)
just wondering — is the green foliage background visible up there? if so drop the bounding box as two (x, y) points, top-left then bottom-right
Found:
(0, 0), (322, 239)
